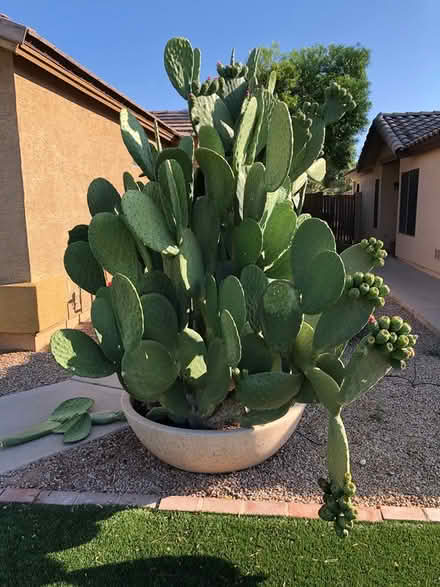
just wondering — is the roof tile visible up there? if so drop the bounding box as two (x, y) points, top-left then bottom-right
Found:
(152, 110), (193, 136)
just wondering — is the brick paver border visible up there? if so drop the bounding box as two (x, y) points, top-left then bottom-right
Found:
(0, 487), (438, 523)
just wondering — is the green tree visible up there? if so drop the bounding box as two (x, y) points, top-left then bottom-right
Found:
(259, 43), (371, 185)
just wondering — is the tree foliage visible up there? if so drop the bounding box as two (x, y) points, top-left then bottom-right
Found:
(259, 43), (371, 185)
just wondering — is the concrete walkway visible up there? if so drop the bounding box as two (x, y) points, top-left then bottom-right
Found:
(0, 376), (127, 474)
(377, 257), (440, 334)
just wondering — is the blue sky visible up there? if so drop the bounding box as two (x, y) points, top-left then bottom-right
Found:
(3, 1), (439, 154)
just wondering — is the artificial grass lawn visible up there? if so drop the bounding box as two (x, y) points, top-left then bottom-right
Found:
(1, 504), (439, 586)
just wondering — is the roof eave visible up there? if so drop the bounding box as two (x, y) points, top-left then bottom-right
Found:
(0, 16), (180, 143)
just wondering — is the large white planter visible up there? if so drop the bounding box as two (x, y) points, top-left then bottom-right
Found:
(121, 392), (305, 473)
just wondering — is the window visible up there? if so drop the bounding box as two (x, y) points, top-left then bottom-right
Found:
(399, 169), (419, 236)
(373, 179), (379, 229)
(356, 183), (360, 192)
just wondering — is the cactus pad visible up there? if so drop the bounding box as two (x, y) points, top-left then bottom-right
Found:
(265, 101), (293, 192)
(236, 371), (303, 410)
(50, 329), (115, 377)
(64, 241), (105, 295)
(259, 281), (302, 354)
(111, 274), (144, 353)
(121, 340), (179, 400)
(164, 37), (194, 99)
(87, 178), (121, 216)
(140, 293), (178, 350)
(120, 109), (155, 180)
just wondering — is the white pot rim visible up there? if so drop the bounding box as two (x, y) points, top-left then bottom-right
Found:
(121, 391), (304, 436)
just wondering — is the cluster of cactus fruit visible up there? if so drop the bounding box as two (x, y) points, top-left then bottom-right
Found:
(48, 37), (418, 537)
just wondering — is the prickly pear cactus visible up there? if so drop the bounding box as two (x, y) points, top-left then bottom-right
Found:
(50, 37), (420, 538)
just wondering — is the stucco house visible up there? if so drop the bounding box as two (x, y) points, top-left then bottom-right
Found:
(0, 15), (186, 351)
(348, 111), (440, 278)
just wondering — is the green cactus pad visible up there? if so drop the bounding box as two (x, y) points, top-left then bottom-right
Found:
(233, 96), (258, 170)
(201, 273), (219, 339)
(327, 413), (351, 491)
(232, 218), (263, 271)
(190, 94), (234, 151)
(236, 371), (303, 410)
(239, 333), (273, 374)
(219, 275), (247, 334)
(121, 340), (179, 400)
(67, 224), (89, 245)
(243, 162), (267, 221)
(198, 125), (225, 157)
(262, 200), (297, 268)
(291, 218), (335, 293)
(195, 147), (235, 219)
(123, 171), (139, 192)
(121, 188), (179, 256)
(220, 309), (242, 367)
(120, 109), (155, 180)
(141, 270), (179, 314)
(64, 241), (105, 295)
(321, 82), (356, 125)
(290, 115), (325, 183)
(179, 136), (194, 162)
(158, 160), (187, 240)
(91, 296), (123, 364)
(306, 158), (326, 182)
(291, 321), (314, 371)
(140, 293), (178, 350)
(50, 329), (115, 377)
(88, 212), (140, 287)
(240, 401), (292, 427)
(63, 413), (92, 444)
(316, 353), (345, 385)
(294, 379), (319, 404)
(164, 37), (194, 99)
(160, 380), (192, 420)
(265, 101), (293, 192)
(155, 148), (193, 193)
(177, 228), (205, 296)
(259, 281), (302, 354)
(195, 338), (232, 418)
(87, 178), (121, 216)
(111, 274), (144, 353)
(240, 265), (269, 332)
(264, 249), (293, 280)
(340, 243), (381, 274)
(90, 411), (126, 425)
(300, 251), (345, 314)
(341, 342), (392, 405)
(313, 295), (375, 352)
(177, 328), (207, 383)
(192, 196), (220, 274)
(222, 77), (248, 122)
(192, 47), (201, 81)
(49, 397), (94, 422)
(306, 367), (342, 416)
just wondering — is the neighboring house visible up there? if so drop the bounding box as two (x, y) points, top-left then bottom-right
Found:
(0, 15), (182, 351)
(348, 111), (440, 278)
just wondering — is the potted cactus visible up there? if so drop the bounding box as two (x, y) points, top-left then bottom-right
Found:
(50, 38), (418, 537)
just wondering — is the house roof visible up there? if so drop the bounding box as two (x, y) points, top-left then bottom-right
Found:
(0, 14), (180, 144)
(152, 110), (193, 136)
(357, 111), (440, 171)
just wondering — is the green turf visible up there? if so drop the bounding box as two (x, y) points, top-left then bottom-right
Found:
(0, 504), (439, 586)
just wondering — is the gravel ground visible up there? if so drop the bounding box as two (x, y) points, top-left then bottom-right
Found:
(1, 300), (439, 507)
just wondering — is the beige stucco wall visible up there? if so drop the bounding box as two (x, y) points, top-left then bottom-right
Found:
(0, 55), (164, 350)
(14, 56), (137, 284)
(396, 148), (440, 277)
(0, 48), (29, 284)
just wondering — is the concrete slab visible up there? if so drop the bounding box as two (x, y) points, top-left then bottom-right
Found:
(0, 380), (127, 474)
(377, 257), (440, 334)
(72, 373), (123, 389)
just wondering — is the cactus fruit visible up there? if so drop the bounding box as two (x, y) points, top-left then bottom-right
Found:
(49, 36), (420, 539)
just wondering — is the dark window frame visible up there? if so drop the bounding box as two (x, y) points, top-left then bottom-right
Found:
(373, 178), (380, 229)
(399, 168), (419, 236)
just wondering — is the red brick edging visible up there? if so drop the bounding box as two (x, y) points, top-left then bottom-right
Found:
(0, 487), (438, 523)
